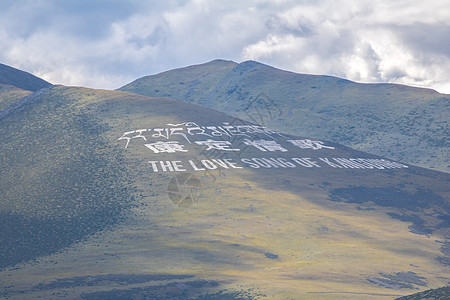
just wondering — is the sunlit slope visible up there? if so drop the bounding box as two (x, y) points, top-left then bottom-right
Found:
(0, 83), (32, 111)
(0, 85), (449, 299)
(120, 60), (449, 173)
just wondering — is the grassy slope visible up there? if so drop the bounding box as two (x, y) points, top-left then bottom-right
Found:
(0, 85), (449, 299)
(119, 60), (449, 173)
(0, 84), (32, 111)
(0, 63), (52, 114)
(0, 86), (133, 268)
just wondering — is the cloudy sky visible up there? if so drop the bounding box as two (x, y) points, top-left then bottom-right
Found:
(1, 0), (449, 93)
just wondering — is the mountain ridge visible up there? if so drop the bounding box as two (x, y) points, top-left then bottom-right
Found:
(0, 63), (52, 92)
(0, 63), (53, 112)
(119, 59), (449, 173)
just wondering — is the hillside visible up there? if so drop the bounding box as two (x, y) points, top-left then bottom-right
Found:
(0, 75), (449, 299)
(0, 83), (32, 111)
(0, 63), (52, 111)
(120, 60), (449, 173)
(0, 63), (51, 92)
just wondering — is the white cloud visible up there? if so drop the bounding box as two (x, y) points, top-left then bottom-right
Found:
(0, 0), (449, 93)
(241, 0), (450, 93)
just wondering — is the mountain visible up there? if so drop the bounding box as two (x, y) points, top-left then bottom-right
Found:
(0, 64), (449, 299)
(0, 63), (52, 112)
(0, 63), (51, 92)
(119, 60), (449, 173)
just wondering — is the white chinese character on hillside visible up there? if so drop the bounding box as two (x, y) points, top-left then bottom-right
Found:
(144, 141), (188, 153)
(243, 139), (288, 152)
(195, 139), (240, 151)
(287, 139), (335, 150)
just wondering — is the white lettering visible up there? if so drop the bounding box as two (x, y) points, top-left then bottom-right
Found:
(241, 158), (260, 168)
(223, 159), (243, 169)
(189, 160), (206, 171)
(292, 158), (320, 168)
(172, 161), (186, 172)
(148, 161), (159, 172)
(319, 158), (342, 168)
(160, 161), (174, 172)
(201, 160), (218, 170)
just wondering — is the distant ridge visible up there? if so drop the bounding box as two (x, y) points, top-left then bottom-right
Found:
(0, 63), (52, 92)
(396, 285), (450, 299)
(120, 59), (449, 172)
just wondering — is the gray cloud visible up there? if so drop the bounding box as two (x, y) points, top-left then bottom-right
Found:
(0, 0), (449, 93)
(393, 22), (450, 56)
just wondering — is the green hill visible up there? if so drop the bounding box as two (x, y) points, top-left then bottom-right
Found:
(119, 60), (449, 173)
(0, 79), (448, 299)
